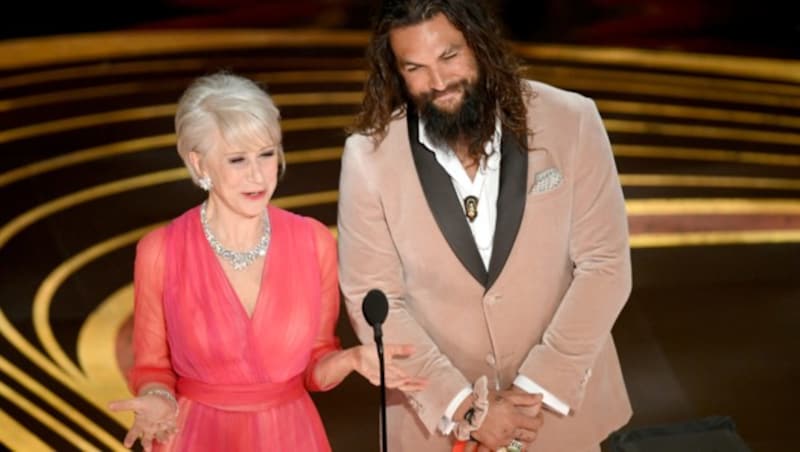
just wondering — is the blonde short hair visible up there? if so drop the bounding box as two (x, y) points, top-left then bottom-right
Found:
(175, 72), (285, 185)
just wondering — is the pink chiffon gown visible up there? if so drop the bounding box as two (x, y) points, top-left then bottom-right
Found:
(128, 204), (341, 451)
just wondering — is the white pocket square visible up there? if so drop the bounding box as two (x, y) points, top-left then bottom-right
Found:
(530, 167), (563, 194)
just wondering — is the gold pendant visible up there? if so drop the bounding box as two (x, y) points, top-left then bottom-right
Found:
(464, 195), (478, 222)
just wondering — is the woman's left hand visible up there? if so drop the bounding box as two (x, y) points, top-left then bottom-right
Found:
(352, 344), (427, 392)
(108, 390), (178, 451)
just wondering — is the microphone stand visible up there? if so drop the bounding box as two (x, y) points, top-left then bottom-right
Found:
(363, 289), (390, 452)
(374, 328), (388, 452)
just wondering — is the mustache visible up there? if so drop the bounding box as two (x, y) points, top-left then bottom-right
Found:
(418, 81), (467, 104)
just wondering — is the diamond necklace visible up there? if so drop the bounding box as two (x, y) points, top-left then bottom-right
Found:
(200, 201), (271, 271)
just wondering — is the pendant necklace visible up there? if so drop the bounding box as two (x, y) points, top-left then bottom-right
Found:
(200, 201), (271, 271)
(464, 195), (479, 222)
(459, 163), (487, 224)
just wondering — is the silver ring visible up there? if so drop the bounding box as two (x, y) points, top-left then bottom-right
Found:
(508, 439), (524, 452)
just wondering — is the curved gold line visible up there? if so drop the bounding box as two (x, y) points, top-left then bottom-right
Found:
(0, 168), (187, 249)
(0, 82), (163, 112)
(2, 170), (152, 430)
(257, 70), (366, 83)
(1, 73), (367, 112)
(514, 43), (800, 84)
(606, 119), (800, 146)
(0, 382), (95, 450)
(620, 174), (800, 190)
(0, 60), (366, 90)
(284, 147), (342, 164)
(285, 115), (354, 131)
(0, 137), (340, 189)
(0, 30), (371, 70)
(525, 65), (800, 97)
(631, 230), (800, 247)
(78, 285), (136, 426)
(0, 173), (187, 433)
(3, 30), (799, 82)
(0, 406), (52, 451)
(0, 356), (125, 450)
(0, 107), (352, 144)
(34, 227), (154, 382)
(614, 145), (800, 167)
(545, 74), (800, 109)
(597, 100), (800, 130)
(626, 198), (800, 215)
(0, 134), (176, 188)
(0, 59), (208, 90)
(0, 105), (174, 144)
(0, 315), (104, 420)
(271, 190), (338, 209)
(272, 91), (363, 106)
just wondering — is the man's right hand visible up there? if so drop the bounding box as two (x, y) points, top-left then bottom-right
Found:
(468, 390), (544, 450)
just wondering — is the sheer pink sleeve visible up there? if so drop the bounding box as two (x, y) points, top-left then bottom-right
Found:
(304, 219), (342, 392)
(127, 226), (177, 394)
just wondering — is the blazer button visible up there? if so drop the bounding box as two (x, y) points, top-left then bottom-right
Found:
(485, 353), (496, 366)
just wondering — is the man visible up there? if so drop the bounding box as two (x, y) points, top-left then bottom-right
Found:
(337, 1), (632, 451)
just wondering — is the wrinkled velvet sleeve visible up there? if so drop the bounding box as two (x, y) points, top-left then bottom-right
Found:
(127, 226), (177, 395)
(304, 219), (343, 392)
(518, 97), (632, 410)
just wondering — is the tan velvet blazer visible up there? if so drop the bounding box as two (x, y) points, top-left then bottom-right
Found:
(338, 80), (632, 451)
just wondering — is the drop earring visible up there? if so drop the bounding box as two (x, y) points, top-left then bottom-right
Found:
(198, 176), (213, 191)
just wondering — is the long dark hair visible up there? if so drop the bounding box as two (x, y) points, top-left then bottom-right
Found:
(351, 0), (531, 149)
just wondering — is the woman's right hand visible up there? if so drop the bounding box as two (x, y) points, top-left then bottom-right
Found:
(108, 389), (179, 451)
(351, 343), (428, 392)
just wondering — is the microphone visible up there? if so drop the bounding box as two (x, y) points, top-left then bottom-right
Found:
(363, 289), (389, 344)
(362, 289), (389, 452)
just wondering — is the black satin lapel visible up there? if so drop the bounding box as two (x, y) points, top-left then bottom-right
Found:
(487, 130), (527, 289)
(407, 111), (488, 287)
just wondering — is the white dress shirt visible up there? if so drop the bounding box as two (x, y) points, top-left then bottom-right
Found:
(417, 117), (570, 434)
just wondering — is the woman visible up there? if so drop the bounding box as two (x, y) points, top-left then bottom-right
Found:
(109, 72), (424, 451)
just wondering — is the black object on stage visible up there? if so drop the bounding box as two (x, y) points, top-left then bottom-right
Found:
(362, 289), (389, 452)
(610, 415), (752, 452)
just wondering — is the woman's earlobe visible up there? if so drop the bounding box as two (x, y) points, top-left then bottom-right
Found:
(188, 150), (206, 184)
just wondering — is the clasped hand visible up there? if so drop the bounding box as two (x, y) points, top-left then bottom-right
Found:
(108, 389), (179, 451)
(465, 388), (544, 452)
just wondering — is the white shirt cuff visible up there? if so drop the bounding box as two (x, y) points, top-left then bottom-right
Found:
(513, 375), (570, 415)
(437, 386), (472, 434)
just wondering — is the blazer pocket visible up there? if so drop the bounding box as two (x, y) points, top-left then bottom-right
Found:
(528, 167), (567, 201)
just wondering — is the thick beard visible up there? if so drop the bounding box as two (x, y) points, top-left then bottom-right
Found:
(416, 78), (493, 150)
